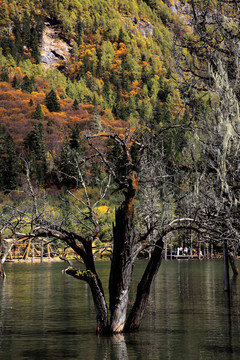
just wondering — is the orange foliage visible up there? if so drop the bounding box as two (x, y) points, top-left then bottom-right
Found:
(0, 78), (129, 153)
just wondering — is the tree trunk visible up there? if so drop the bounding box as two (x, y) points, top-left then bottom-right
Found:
(0, 263), (6, 279)
(223, 239), (230, 292)
(0, 237), (14, 279)
(65, 267), (108, 334)
(109, 200), (135, 333)
(228, 251), (239, 276)
(124, 236), (164, 332)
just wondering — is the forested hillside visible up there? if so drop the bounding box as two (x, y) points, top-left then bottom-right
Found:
(0, 0), (239, 241)
(0, 0), (189, 188)
(0, 0), (238, 245)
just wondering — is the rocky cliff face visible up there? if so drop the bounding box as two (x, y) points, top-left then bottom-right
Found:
(130, 16), (154, 37)
(40, 24), (71, 68)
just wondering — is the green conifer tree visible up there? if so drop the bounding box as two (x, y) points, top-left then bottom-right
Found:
(76, 16), (84, 45)
(0, 125), (18, 191)
(34, 103), (44, 121)
(22, 75), (33, 93)
(60, 124), (82, 187)
(24, 123), (47, 183)
(22, 12), (31, 48)
(0, 1), (10, 28)
(45, 90), (61, 112)
(12, 75), (20, 89)
(31, 28), (41, 64)
(91, 107), (102, 133)
(73, 99), (79, 110)
(13, 17), (23, 60)
(1, 68), (9, 82)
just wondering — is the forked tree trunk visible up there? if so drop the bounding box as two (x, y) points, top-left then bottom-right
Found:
(125, 236), (164, 332)
(109, 198), (135, 333)
(108, 172), (138, 334)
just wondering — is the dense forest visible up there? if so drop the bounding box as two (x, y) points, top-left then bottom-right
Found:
(0, 0), (190, 235)
(1, 0), (240, 333)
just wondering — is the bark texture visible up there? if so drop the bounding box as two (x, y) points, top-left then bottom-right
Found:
(109, 177), (137, 333)
(65, 267), (108, 333)
(125, 236), (164, 332)
(228, 251), (239, 276)
(223, 240), (230, 292)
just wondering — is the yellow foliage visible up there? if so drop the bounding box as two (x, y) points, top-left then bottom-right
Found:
(96, 206), (110, 215)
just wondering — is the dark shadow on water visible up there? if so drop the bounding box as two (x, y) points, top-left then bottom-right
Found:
(21, 348), (79, 360)
(223, 274), (239, 357)
(204, 344), (240, 354)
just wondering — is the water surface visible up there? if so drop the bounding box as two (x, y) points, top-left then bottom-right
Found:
(1, 260), (240, 359)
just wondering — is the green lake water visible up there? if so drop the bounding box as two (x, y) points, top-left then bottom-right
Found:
(1, 259), (240, 360)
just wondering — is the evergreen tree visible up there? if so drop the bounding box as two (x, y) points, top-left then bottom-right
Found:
(0, 0), (10, 28)
(118, 27), (125, 43)
(22, 12), (31, 48)
(73, 99), (79, 110)
(34, 103), (44, 121)
(76, 16), (84, 45)
(24, 123), (47, 183)
(22, 75), (33, 93)
(31, 28), (41, 64)
(93, 16), (98, 34)
(1, 68), (9, 82)
(91, 107), (102, 133)
(69, 124), (82, 151)
(45, 90), (61, 112)
(13, 17), (23, 60)
(0, 125), (18, 191)
(60, 124), (82, 187)
(12, 75), (20, 89)
(0, 31), (12, 57)
(29, 99), (34, 107)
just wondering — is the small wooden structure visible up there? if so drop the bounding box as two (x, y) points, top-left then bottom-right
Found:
(5, 238), (56, 262)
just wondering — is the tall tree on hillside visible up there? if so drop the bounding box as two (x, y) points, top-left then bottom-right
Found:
(59, 124), (82, 187)
(24, 123), (47, 183)
(45, 90), (61, 112)
(22, 75), (33, 93)
(0, 125), (18, 191)
(33, 103), (44, 121)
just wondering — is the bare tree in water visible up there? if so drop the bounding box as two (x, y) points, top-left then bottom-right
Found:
(3, 130), (211, 334)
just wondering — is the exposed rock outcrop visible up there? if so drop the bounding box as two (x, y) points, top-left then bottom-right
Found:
(130, 16), (154, 37)
(40, 24), (71, 68)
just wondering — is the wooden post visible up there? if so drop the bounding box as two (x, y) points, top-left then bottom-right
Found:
(25, 239), (32, 259)
(223, 239), (230, 292)
(203, 245), (206, 259)
(164, 238), (167, 260)
(47, 244), (51, 259)
(210, 242), (213, 259)
(170, 238), (173, 260)
(41, 239), (44, 263)
(190, 230), (193, 257)
(31, 243), (34, 263)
